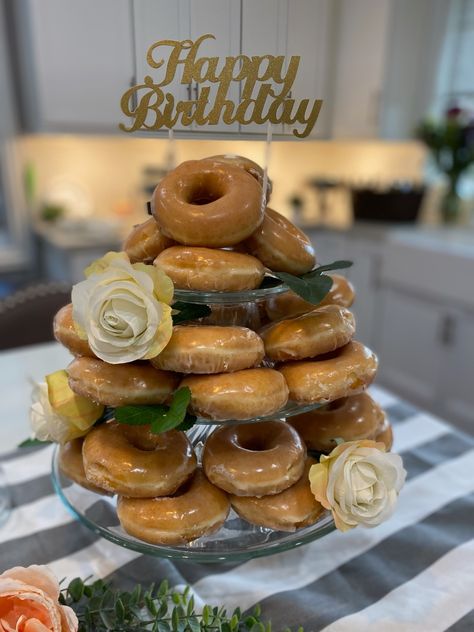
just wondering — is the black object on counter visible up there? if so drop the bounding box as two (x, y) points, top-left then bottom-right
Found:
(351, 185), (425, 223)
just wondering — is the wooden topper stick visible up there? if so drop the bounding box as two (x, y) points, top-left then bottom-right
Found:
(261, 122), (272, 213)
(166, 128), (176, 171)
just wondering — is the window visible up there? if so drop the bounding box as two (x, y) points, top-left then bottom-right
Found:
(435, 0), (474, 112)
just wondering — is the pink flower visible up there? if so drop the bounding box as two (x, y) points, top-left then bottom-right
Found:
(0, 566), (77, 632)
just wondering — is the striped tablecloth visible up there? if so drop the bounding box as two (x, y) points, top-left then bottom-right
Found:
(1, 385), (473, 632)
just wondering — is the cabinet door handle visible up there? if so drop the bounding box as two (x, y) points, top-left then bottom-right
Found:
(193, 84), (199, 99)
(130, 76), (138, 111)
(186, 84), (192, 100)
(439, 315), (456, 346)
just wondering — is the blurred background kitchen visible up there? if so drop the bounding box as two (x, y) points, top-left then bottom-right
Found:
(0, 0), (473, 434)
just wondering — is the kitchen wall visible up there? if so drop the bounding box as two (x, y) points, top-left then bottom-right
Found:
(18, 135), (429, 232)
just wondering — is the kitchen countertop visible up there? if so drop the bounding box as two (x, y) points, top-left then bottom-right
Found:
(34, 220), (123, 250)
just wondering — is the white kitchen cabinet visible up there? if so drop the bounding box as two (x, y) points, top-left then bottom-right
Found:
(133, 0), (240, 134)
(440, 311), (474, 435)
(375, 288), (445, 409)
(343, 243), (380, 348)
(285, 0), (333, 138)
(14, 0), (134, 132)
(330, 0), (391, 138)
(13, 0), (333, 137)
(241, 0), (288, 135)
(188, 0), (241, 132)
(330, 0), (449, 139)
(241, 0), (332, 138)
(133, 0), (190, 132)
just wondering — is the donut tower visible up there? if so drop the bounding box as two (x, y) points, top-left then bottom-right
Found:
(54, 155), (392, 547)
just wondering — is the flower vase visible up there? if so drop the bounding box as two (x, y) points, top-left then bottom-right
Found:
(441, 179), (462, 224)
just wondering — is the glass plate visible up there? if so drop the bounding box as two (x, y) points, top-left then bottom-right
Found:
(194, 400), (323, 425)
(173, 282), (288, 305)
(52, 449), (335, 563)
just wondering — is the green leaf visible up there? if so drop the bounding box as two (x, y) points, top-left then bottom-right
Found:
(18, 438), (52, 448)
(274, 271), (333, 305)
(172, 301), (211, 325)
(115, 388), (196, 435)
(150, 387), (193, 434)
(116, 598), (126, 622)
(67, 578), (84, 602)
(306, 260), (353, 276)
(171, 606), (180, 630)
(175, 413), (197, 432)
(188, 616), (200, 632)
(115, 405), (168, 426)
(258, 275), (282, 289)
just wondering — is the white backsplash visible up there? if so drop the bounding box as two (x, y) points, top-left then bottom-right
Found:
(18, 134), (428, 230)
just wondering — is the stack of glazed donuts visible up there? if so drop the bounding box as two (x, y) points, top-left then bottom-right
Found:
(53, 154), (392, 546)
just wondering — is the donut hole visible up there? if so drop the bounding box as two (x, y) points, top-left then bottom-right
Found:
(186, 175), (225, 205)
(119, 426), (160, 452)
(237, 437), (271, 452)
(129, 436), (159, 451)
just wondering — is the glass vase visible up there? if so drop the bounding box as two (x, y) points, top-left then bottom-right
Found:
(440, 179), (462, 224)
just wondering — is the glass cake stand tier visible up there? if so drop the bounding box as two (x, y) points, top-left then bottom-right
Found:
(52, 451), (334, 563)
(173, 282), (288, 305)
(194, 400), (323, 425)
(52, 446), (335, 563)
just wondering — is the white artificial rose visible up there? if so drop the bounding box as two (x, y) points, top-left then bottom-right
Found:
(71, 252), (173, 364)
(309, 439), (406, 531)
(29, 371), (103, 444)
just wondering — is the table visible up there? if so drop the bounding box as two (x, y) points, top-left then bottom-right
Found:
(1, 342), (473, 631)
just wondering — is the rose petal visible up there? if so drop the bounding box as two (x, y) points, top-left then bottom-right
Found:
(0, 568), (59, 602)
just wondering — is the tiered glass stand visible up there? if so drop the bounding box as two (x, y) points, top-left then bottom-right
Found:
(52, 284), (336, 562)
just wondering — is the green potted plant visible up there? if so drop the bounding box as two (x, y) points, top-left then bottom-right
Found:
(416, 105), (474, 224)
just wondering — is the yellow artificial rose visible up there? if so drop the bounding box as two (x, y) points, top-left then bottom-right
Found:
(309, 439), (406, 532)
(71, 251), (174, 364)
(29, 370), (103, 444)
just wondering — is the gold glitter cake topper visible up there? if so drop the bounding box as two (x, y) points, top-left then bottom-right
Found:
(120, 34), (323, 138)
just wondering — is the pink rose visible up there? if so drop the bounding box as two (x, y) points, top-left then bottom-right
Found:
(0, 565), (77, 632)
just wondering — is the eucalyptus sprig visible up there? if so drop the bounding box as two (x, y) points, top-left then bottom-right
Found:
(273, 260), (353, 305)
(60, 577), (302, 632)
(115, 387), (197, 434)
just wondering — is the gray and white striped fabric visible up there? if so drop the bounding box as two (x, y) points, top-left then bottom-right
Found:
(1, 385), (473, 632)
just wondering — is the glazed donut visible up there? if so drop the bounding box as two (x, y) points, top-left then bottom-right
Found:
(245, 207), (316, 275)
(265, 274), (355, 321)
(181, 368), (289, 421)
(279, 341), (378, 404)
(375, 421), (393, 451)
(152, 159), (264, 246)
(260, 305), (355, 362)
(150, 325), (264, 374)
(54, 304), (94, 357)
(207, 154), (272, 201)
(117, 470), (230, 545)
(231, 458), (324, 532)
(82, 421), (196, 497)
(290, 392), (387, 452)
(123, 217), (175, 264)
(67, 357), (179, 407)
(58, 438), (108, 494)
(203, 420), (306, 496)
(155, 246), (265, 292)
